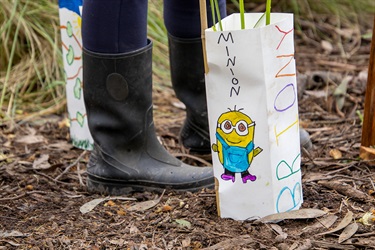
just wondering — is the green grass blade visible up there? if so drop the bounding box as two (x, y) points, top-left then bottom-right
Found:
(266, 0), (272, 25)
(254, 12), (266, 28)
(210, 0), (217, 31)
(239, 0), (245, 29)
(214, 0), (223, 31)
(1, 0), (27, 112)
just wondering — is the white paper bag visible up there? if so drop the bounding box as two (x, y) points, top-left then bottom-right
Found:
(59, 0), (93, 150)
(205, 13), (302, 220)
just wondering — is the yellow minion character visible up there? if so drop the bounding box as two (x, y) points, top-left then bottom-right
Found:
(212, 109), (262, 183)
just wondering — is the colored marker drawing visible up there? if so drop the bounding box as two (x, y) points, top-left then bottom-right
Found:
(276, 153), (301, 180)
(73, 78), (82, 99)
(59, 0), (93, 150)
(212, 108), (262, 184)
(276, 182), (302, 213)
(274, 115), (299, 145)
(275, 25), (294, 50)
(273, 83), (296, 112)
(70, 111), (86, 128)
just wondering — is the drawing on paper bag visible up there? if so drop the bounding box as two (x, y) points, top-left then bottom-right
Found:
(211, 107), (263, 184)
(59, 0), (94, 150)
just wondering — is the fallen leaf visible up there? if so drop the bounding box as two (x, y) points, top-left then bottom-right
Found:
(305, 90), (328, 98)
(321, 40), (333, 54)
(80, 198), (107, 214)
(302, 214), (338, 233)
(127, 198), (160, 212)
(0, 230), (28, 238)
(316, 211), (353, 236)
(15, 134), (46, 144)
(0, 153), (7, 161)
(175, 219), (192, 229)
(49, 141), (74, 151)
(0, 240), (22, 247)
(335, 28), (354, 39)
(32, 154), (51, 170)
(182, 237), (191, 248)
(316, 214), (338, 229)
(127, 190), (165, 212)
(270, 224), (288, 240)
(333, 76), (351, 111)
(338, 223), (358, 243)
(179, 201), (185, 208)
(80, 196), (136, 214)
(358, 69), (368, 83)
(109, 239), (125, 246)
(259, 209), (327, 223)
(172, 101), (186, 110)
(129, 225), (140, 234)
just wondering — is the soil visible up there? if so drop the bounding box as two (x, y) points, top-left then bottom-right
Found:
(1, 13), (375, 250)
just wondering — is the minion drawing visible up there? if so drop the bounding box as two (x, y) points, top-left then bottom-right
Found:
(212, 108), (262, 183)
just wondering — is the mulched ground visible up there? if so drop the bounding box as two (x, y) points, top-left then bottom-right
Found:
(1, 13), (375, 250)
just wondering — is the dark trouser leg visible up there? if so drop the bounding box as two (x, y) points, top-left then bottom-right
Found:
(164, 0), (227, 154)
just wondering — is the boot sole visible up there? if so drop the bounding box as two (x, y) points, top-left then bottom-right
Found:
(87, 175), (214, 196)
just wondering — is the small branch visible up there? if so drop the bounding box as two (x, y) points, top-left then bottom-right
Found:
(34, 170), (75, 186)
(319, 180), (369, 202)
(76, 161), (85, 187)
(0, 190), (49, 202)
(54, 150), (87, 181)
(354, 232), (375, 237)
(369, 177), (375, 191)
(0, 193), (26, 201)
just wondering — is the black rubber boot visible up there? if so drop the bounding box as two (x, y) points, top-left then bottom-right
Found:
(83, 41), (213, 195)
(168, 34), (211, 154)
